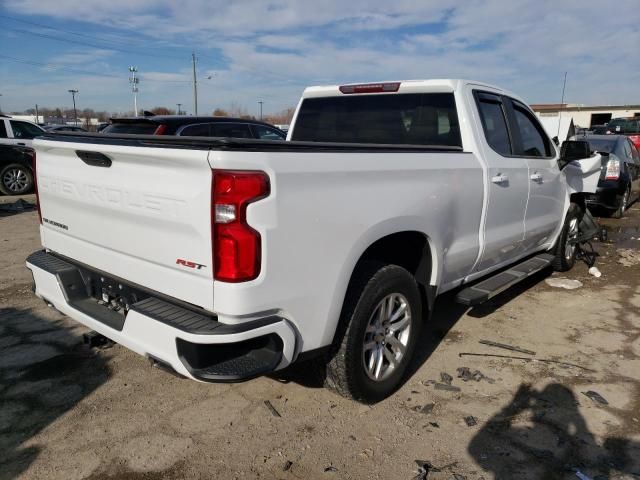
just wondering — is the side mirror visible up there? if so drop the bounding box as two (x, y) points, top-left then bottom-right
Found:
(559, 140), (590, 170)
(552, 136), (559, 146)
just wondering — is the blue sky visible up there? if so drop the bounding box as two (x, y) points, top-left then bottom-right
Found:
(0, 0), (639, 115)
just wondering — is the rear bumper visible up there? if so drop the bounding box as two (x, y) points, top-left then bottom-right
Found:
(26, 250), (297, 382)
(584, 185), (623, 210)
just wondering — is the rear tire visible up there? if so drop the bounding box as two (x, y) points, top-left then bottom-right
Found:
(612, 185), (630, 219)
(551, 202), (583, 272)
(324, 262), (422, 403)
(0, 164), (34, 195)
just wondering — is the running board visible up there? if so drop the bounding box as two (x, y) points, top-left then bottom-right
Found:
(456, 253), (554, 306)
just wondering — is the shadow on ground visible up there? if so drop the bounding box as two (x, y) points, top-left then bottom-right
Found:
(276, 268), (552, 394)
(0, 198), (36, 218)
(0, 307), (111, 479)
(468, 383), (640, 480)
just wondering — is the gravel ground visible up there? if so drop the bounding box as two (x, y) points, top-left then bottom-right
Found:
(1, 197), (639, 480)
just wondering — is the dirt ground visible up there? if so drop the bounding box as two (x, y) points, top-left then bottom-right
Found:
(1, 194), (640, 480)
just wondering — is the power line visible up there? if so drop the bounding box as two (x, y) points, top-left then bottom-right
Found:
(0, 53), (120, 78)
(0, 13), (153, 48)
(4, 25), (186, 61)
(0, 54), (193, 83)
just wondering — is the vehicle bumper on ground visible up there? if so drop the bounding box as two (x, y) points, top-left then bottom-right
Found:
(26, 250), (297, 382)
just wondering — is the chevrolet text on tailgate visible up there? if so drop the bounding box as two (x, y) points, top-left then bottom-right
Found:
(27, 79), (601, 402)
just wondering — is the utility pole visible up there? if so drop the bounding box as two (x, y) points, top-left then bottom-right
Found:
(557, 71), (567, 137)
(0, 93), (3, 114)
(176, 103), (182, 115)
(192, 52), (198, 116)
(258, 101), (263, 120)
(129, 66), (139, 117)
(68, 89), (79, 126)
(35, 104), (39, 124)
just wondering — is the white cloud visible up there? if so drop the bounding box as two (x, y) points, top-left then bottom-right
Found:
(2, 0), (639, 112)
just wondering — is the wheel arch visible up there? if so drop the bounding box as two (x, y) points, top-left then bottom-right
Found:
(325, 225), (441, 349)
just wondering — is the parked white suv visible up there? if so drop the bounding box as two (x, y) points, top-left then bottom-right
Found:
(0, 115), (45, 148)
(26, 79), (601, 402)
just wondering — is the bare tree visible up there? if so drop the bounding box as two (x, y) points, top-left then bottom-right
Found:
(150, 107), (176, 115)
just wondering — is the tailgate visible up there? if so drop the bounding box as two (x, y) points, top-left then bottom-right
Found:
(34, 138), (215, 310)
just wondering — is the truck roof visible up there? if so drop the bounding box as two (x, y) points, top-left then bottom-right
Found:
(302, 79), (520, 101)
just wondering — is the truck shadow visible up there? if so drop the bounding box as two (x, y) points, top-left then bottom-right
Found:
(404, 269), (552, 382)
(0, 307), (111, 478)
(277, 269), (552, 392)
(468, 383), (640, 479)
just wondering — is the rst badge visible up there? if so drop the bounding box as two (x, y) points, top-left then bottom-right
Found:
(176, 258), (207, 270)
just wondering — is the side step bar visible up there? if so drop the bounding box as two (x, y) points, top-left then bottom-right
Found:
(456, 253), (554, 306)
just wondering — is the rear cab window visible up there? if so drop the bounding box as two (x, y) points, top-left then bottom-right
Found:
(0, 120), (7, 138)
(291, 92), (462, 147)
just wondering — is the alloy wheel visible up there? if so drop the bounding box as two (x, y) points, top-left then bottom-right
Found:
(362, 293), (412, 382)
(2, 168), (29, 194)
(564, 217), (579, 261)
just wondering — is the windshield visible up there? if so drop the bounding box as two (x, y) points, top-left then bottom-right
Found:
(586, 138), (617, 153)
(102, 122), (159, 134)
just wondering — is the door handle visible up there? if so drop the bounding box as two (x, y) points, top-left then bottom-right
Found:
(530, 172), (543, 182)
(17, 143), (26, 146)
(491, 174), (509, 184)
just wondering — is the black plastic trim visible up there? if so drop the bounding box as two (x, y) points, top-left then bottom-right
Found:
(76, 150), (112, 167)
(130, 297), (280, 335)
(38, 132), (467, 153)
(27, 250), (283, 335)
(177, 334), (283, 382)
(455, 253), (554, 306)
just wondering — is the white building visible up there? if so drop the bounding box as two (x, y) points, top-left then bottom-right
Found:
(531, 103), (640, 129)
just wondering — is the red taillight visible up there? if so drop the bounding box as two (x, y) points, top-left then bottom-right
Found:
(153, 124), (168, 135)
(212, 170), (270, 282)
(339, 82), (400, 94)
(31, 150), (42, 224)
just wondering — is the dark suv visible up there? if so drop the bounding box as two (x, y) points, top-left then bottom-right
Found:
(101, 115), (286, 140)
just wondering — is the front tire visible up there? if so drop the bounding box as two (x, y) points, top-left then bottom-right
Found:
(324, 262), (422, 403)
(551, 202), (583, 272)
(0, 164), (34, 195)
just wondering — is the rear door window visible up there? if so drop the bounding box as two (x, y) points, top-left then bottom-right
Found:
(291, 93), (462, 147)
(0, 120), (7, 138)
(210, 123), (253, 138)
(102, 122), (159, 134)
(622, 139), (632, 159)
(251, 124), (285, 140)
(476, 95), (512, 156)
(179, 124), (211, 136)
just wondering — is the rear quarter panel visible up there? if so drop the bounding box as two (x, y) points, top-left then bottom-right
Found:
(209, 150), (484, 352)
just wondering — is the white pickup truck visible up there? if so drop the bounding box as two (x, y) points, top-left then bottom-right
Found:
(26, 79), (601, 402)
